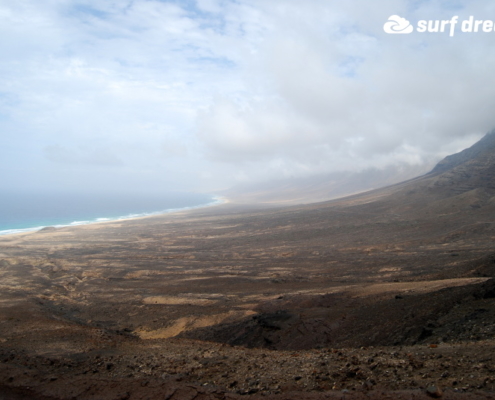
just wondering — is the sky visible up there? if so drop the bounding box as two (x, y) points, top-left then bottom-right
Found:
(1, 0), (495, 195)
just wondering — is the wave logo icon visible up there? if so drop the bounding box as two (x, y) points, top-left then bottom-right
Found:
(384, 15), (414, 34)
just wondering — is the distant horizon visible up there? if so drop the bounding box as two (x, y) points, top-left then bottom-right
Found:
(0, 127), (487, 235)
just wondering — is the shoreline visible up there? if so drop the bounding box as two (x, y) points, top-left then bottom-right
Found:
(0, 195), (229, 238)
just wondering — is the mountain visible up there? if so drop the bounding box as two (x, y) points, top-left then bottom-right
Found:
(430, 129), (495, 175)
(225, 130), (495, 207)
(376, 129), (495, 215)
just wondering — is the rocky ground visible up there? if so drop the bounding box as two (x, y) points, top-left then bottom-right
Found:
(2, 334), (495, 399)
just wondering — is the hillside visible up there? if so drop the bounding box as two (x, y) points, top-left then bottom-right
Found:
(1, 130), (495, 399)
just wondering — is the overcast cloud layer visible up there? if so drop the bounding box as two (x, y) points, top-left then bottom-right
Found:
(1, 0), (495, 194)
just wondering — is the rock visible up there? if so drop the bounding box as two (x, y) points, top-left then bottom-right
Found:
(426, 385), (443, 398)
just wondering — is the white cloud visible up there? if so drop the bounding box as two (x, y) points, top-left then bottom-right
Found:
(44, 145), (124, 166)
(1, 0), (495, 193)
(195, 0), (495, 182)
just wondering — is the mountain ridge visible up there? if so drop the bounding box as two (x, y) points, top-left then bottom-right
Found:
(430, 129), (495, 175)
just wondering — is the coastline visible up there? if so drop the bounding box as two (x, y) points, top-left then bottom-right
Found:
(0, 195), (228, 238)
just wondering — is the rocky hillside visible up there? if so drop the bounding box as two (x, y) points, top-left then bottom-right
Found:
(179, 130), (495, 350)
(431, 129), (495, 175)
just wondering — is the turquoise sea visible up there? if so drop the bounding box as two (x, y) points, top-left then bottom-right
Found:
(0, 191), (219, 235)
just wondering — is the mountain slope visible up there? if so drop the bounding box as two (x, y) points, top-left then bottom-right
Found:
(323, 129), (495, 217)
(179, 129), (495, 350)
(431, 129), (495, 175)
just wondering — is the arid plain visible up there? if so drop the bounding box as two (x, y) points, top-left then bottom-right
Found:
(2, 133), (495, 399)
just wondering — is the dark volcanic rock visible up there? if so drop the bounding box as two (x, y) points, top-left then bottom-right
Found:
(426, 385), (443, 398)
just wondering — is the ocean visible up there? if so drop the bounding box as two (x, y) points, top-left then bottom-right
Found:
(0, 191), (219, 236)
